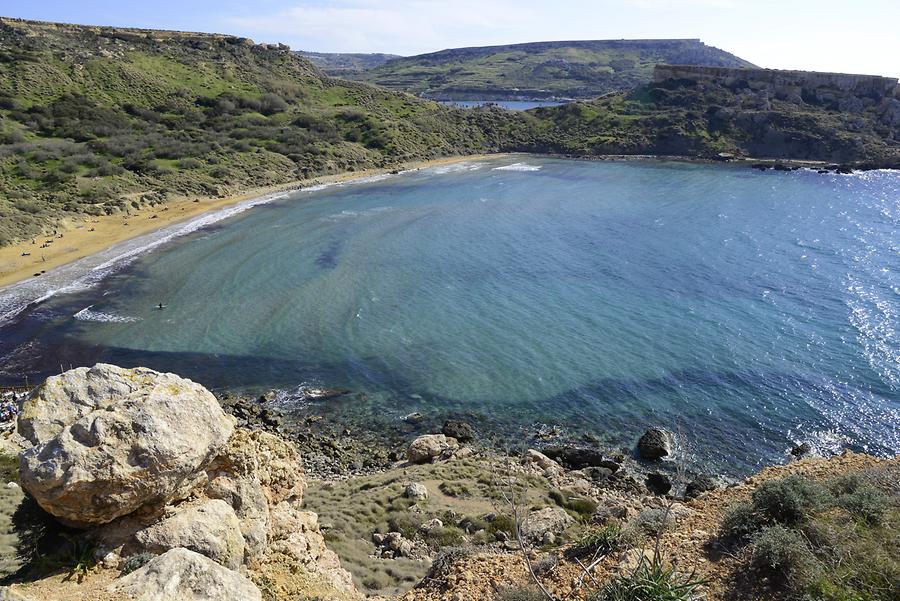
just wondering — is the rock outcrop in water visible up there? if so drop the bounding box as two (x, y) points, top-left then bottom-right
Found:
(11, 364), (357, 600)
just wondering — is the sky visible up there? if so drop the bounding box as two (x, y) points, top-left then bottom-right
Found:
(1, 0), (898, 78)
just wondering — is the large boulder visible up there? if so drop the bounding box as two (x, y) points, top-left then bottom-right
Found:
(109, 548), (262, 601)
(203, 429), (304, 560)
(17, 365), (234, 526)
(407, 434), (458, 464)
(637, 428), (674, 461)
(134, 500), (245, 570)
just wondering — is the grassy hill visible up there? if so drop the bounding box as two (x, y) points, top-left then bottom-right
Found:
(519, 68), (900, 163)
(296, 51), (402, 76)
(348, 39), (755, 100)
(0, 18), (522, 245)
(0, 19), (897, 248)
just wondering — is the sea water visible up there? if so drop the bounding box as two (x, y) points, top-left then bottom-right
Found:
(1, 157), (897, 473)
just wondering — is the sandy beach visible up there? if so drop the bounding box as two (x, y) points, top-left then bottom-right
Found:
(0, 154), (506, 290)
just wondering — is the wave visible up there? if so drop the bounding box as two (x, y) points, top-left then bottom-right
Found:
(430, 162), (483, 175)
(493, 162), (542, 172)
(73, 305), (141, 323)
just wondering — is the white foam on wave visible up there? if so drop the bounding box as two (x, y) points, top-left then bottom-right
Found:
(430, 162), (483, 175)
(73, 305), (141, 323)
(492, 162), (542, 172)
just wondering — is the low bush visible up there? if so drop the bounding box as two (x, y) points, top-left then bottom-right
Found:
(720, 475), (831, 540)
(749, 525), (819, 586)
(597, 554), (706, 601)
(566, 523), (628, 559)
(494, 585), (547, 601)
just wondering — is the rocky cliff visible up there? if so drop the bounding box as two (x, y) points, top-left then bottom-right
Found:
(3, 364), (357, 601)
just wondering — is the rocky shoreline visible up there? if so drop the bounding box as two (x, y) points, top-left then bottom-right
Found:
(0, 365), (894, 601)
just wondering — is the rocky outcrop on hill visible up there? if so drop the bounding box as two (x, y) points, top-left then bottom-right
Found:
(10, 364), (357, 601)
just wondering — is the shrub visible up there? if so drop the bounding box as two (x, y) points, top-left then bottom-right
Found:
(597, 553), (706, 601)
(424, 526), (465, 548)
(721, 475), (831, 540)
(828, 474), (890, 526)
(749, 525), (819, 586)
(566, 523), (627, 559)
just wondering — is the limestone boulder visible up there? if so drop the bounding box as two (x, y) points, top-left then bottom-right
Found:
(407, 434), (458, 464)
(404, 482), (428, 501)
(203, 429), (304, 560)
(134, 499), (245, 570)
(109, 548), (262, 601)
(520, 507), (573, 543)
(17, 364), (234, 526)
(266, 501), (356, 593)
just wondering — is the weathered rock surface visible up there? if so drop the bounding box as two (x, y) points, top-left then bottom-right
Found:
(266, 502), (356, 592)
(404, 482), (428, 501)
(637, 428), (673, 461)
(520, 506), (573, 543)
(203, 428), (304, 559)
(110, 547), (262, 601)
(17, 364), (234, 526)
(542, 445), (621, 471)
(134, 499), (245, 570)
(407, 434), (458, 464)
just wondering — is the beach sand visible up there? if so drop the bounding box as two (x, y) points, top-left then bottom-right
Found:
(0, 154), (506, 290)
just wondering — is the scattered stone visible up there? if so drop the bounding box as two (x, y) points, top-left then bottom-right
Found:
(441, 420), (475, 442)
(522, 449), (563, 473)
(645, 472), (672, 495)
(18, 364), (234, 526)
(109, 548), (262, 601)
(791, 442), (813, 458)
(407, 434), (459, 464)
(404, 482), (428, 501)
(420, 518), (443, 533)
(542, 445), (621, 471)
(520, 507), (573, 543)
(685, 474), (718, 498)
(376, 531), (415, 559)
(637, 428), (674, 461)
(403, 412), (425, 424)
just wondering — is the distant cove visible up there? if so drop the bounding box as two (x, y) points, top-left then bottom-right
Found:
(1, 157), (897, 474)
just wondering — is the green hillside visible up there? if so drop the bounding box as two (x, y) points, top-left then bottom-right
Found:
(0, 18), (521, 244)
(349, 39), (755, 100)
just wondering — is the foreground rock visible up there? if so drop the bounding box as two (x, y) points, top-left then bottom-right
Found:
(134, 499), (245, 570)
(407, 434), (459, 464)
(110, 548), (262, 601)
(17, 364), (234, 525)
(637, 427), (674, 461)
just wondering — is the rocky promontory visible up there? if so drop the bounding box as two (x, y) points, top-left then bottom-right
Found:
(0, 365), (896, 601)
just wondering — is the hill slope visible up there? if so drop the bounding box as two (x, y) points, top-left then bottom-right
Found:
(350, 39), (755, 100)
(0, 18), (521, 245)
(296, 51), (402, 75)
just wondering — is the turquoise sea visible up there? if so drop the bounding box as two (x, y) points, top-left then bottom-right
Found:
(1, 157), (897, 473)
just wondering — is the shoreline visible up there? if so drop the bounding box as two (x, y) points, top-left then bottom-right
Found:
(0, 153), (508, 291)
(3, 151), (895, 292)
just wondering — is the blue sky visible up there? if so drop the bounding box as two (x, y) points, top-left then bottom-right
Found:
(2, 0), (898, 77)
